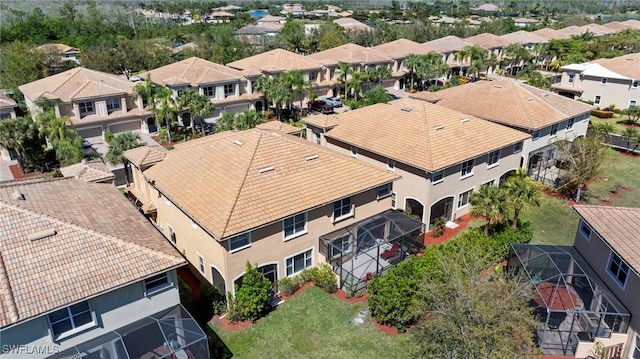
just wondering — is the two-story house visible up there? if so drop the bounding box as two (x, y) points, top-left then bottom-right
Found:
(0, 178), (207, 359)
(125, 128), (424, 292)
(552, 53), (640, 110)
(228, 49), (330, 106)
(421, 35), (474, 78)
(0, 92), (18, 161)
(371, 38), (431, 90)
(500, 30), (549, 68)
(18, 67), (151, 139)
(140, 57), (260, 125)
(410, 78), (593, 184)
(464, 33), (512, 65)
(305, 98), (530, 227)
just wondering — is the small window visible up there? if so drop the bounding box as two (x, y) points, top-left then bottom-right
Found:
(315, 131), (321, 145)
(350, 146), (357, 157)
(607, 252), (630, 288)
(532, 130), (540, 140)
(513, 141), (523, 153)
(167, 224), (176, 244)
(106, 98), (121, 112)
(567, 118), (575, 130)
(487, 150), (500, 167)
(283, 212), (307, 240)
(144, 272), (171, 294)
(48, 301), (93, 339)
(632, 81), (639, 89)
(387, 159), (395, 171)
(594, 95), (601, 105)
(286, 249), (313, 276)
(224, 84), (234, 97)
(460, 159), (474, 178)
(330, 236), (350, 257)
(203, 86), (214, 97)
(333, 197), (352, 221)
(457, 189), (472, 208)
(579, 221), (592, 240)
(78, 102), (94, 116)
(568, 73), (575, 84)
(550, 124), (559, 137)
(432, 170), (444, 184)
(309, 71), (318, 81)
(228, 232), (251, 252)
(630, 100), (638, 108)
(377, 183), (392, 198)
(391, 192), (397, 209)
(197, 253), (205, 273)
(601, 78), (607, 85)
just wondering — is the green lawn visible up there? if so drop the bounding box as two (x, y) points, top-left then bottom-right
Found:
(582, 148), (640, 208)
(589, 115), (628, 135)
(211, 286), (411, 359)
(520, 194), (579, 245)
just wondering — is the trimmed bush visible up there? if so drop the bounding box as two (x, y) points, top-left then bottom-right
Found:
(231, 262), (272, 322)
(591, 109), (614, 118)
(104, 131), (114, 143)
(430, 217), (446, 237)
(278, 276), (302, 296)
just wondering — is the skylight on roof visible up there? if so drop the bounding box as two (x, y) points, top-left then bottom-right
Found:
(460, 118), (469, 123)
(434, 125), (445, 130)
(257, 166), (274, 173)
(233, 140), (244, 146)
(401, 107), (412, 112)
(305, 154), (319, 161)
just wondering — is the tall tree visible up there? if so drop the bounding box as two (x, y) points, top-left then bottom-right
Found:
(0, 117), (38, 172)
(555, 136), (607, 202)
(234, 110), (265, 130)
(177, 89), (215, 135)
(504, 43), (532, 76)
(503, 169), (541, 228)
(154, 87), (179, 143)
(0, 42), (48, 98)
(403, 53), (421, 90)
(276, 20), (307, 54)
(336, 62), (354, 98)
(415, 52), (449, 89)
(284, 70), (308, 112)
(106, 132), (145, 185)
(254, 75), (290, 120)
(470, 184), (510, 236)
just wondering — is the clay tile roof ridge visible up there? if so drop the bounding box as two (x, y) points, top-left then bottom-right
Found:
(518, 82), (567, 125)
(0, 253), (18, 323)
(178, 57), (198, 85)
(1, 201), (182, 263)
(420, 102), (435, 169)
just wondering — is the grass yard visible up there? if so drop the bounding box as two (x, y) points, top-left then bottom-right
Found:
(520, 194), (579, 245)
(211, 286), (411, 359)
(589, 115), (629, 135)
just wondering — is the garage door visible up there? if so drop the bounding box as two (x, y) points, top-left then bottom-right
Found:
(108, 120), (141, 134)
(78, 127), (102, 138)
(224, 104), (249, 114)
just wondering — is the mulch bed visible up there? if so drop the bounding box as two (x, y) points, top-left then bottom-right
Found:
(608, 191), (623, 198)
(373, 319), (399, 336)
(332, 289), (367, 303)
(621, 186), (633, 192)
(620, 151), (639, 158)
(423, 213), (477, 246)
(210, 314), (252, 331)
(597, 199), (614, 206)
(279, 281), (314, 301)
(8, 165), (38, 180)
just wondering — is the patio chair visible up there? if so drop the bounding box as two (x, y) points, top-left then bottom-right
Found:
(380, 242), (400, 261)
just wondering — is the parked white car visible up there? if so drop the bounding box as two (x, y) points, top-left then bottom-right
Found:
(324, 97), (343, 108)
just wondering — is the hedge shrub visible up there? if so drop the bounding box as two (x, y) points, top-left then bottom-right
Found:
(228, 262), (272, 322)
(591, 109), (614, 118)
(276, 263), (338, 296)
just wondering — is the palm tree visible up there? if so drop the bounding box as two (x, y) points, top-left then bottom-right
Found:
(363, 65), (392, 87)
(485, 52), (499, 78)
(215, 112), (236, 133)
(504, 44), (531, 76)
(177, 89), (215, 135)
(336, 62), (354, 98)
(235, 110), (266, 130)
(133, 75), (157, 112)
(592, 122), (614, 143)
(154, 87), (178, 143)
(0, 117), (36, 172)
(284, 70), (308, 113)
(416, 52), (449, 89)
(106, 132), (145, 186)
(622, 127), (640, 153)
(470, 184), (510, 236)
(403, 53), (421, 90)
(503, 170), (541, 228)
(346, 70), (365, 100)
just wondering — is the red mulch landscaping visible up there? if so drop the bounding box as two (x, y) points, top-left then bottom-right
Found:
(597, 199), (614, 206)
(8, 164), (38, 180)
(620, 151), (639, 158)
(332, 289), (367, 303)
(621, 186), (633, 192)
(279, 281), (314, 301)
(210, 314), (252, 331)
(373, 319), (399, 336)
(423, 213), (477, 246)
(608, 191), (622, 198)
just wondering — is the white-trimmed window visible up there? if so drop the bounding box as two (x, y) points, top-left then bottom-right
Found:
(458, 189), (472, 208)
(601, 78), (607, 85)
(286, 249), (313, 276)
(391, 192), (397, 209)
(387, 159), (395, 171)
(106, 98), (121, 112)
(513, 141), (523, 153)
(594, 95), (601, 105)
(532, 130), (540, 140)
(144, 272), (171, 295)
(330, 235), (350, 257)
(633, 81), (639, 89)
(197, 253), (205, 273)
(309, 71), (318, 81)
(487, 150), (500, 168)
(283, 212), (307, 240)
(333, 197), (352, 221)
(460, 159), (474, 178)
(78, 102), (94, 116)
(432, 170), (444, 184)
(567, 118), (575, 130)
(579, 221), (592, 240)
(350, 146), (357, 157)
(228, 232), (251, 253)
(48, 301), (94, 339)
(550, 124), (559, 137)
(607, 252), (630, 288)
(224, 84), (234, 97)
(377, 183), (392, 198)
(203, 86), (214, 97)
(630, 100), (638, 108)
(568, 73), (575, 83)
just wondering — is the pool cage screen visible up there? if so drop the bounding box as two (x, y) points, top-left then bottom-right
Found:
(320, 210), (425, 292)
(508, 244), (630, 356)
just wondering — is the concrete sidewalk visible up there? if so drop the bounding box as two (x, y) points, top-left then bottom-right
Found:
(0, 160), (17, 182)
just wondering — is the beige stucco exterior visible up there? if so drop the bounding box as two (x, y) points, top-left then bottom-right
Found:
(554, 71), (639, 110)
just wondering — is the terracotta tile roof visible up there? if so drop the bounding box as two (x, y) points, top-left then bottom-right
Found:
(257, 14), (285, 22)
(19, 67), (136, 103)
(333, 17), (372, 31)
(0, 178), (184, 328)
(602, 21), (631, 32)
(236, 22), (284, 35)
(421, 35), (473, 54)
(550, 83), (584, 93)
(256, 121), (303, 135)
(325, 98), (529, 172)
(303, 114), (341, 129)
(579, 23), (616, 36)
(532, 27), (571, 40)
(124, 146), (167, 169)
(500, 30), (549, 45)
(410, 79), (593, 130)
(36, 43), (80, 55)
(308, 43), (392, 67)
(143, 129), (399, 239)
(477, 3), (500, 11)
(371, 38), (427, 58)
(59, 159), (115, 183)
(140, 57), (246, 87)
(464, 33), (512, 49)
(573, 205), (640, 274)
(0, 92), (17, 109)
(620, 19), (640, 30)
(592, 53), (640, 81)
(69, 108), (151, 126)
(228, 49), (324, 75)
(557, 25), (586, 37)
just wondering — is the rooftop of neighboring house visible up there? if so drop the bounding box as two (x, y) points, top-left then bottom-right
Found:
(464, 33), (512, 50)
(209, 10), (235, 18)
(255, 120), (303, 135)
(578, 23), (617, 36)
(323, 98), (529, 172)
(141, 129), (399, 239)
(561, 53), (640, 81)
(256, 14), (285, 23)
(513, 17), (539, 24)
(139, 57), (246, 88)
(500, 30), (548, 45)
(36, 43), (80, 55)
(476, 3), (500, 12)
(213, 5), (242, 11)
(410, 78), (593, 131)
(620, 19), (640, 30)
(59, 159), (115, 183)
(303, 113), (341, 129)
(124, 145), (167, 169)
(556, 25), (586, 37)
(421, 35), (473, 54)
(0, 92), (17, 109)
(371, 38), (427, 59)
(236, 22), (284, 36)
(18, 67), (135, 103)
(228, 48), (324, 76)
(0, 178), (185, 328)
(602, 21), (631, 32)
(573, 205), (640, 275)
(531, 27), (571, 40)
(333, 17), (372, 31)
(307, 43), (392, 67)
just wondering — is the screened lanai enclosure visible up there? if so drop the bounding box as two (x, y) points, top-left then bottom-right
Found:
(508, 244), (630, 356)
(50, 305), (209, 359)
(320, 210), (425, 292)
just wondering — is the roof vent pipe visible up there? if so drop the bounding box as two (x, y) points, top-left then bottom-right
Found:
(28, 229), (57, 241)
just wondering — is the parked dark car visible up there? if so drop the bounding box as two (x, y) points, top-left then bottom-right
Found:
(309, 100), (334, 114)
